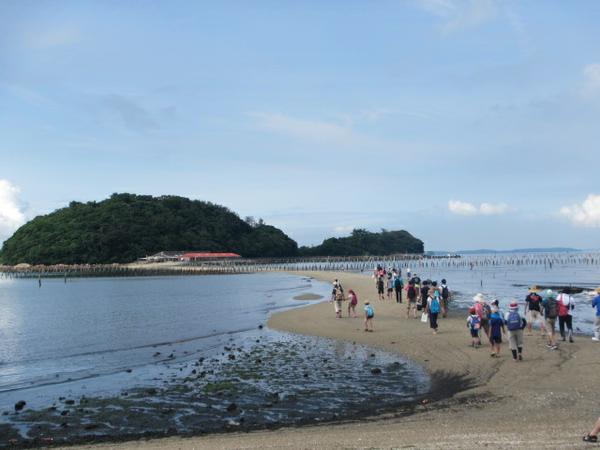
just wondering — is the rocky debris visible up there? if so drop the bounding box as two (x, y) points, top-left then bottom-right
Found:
(14, 400), (26, 411)
(146, 388), (158, 396)
(226, 403), (238, 413)
(371, 367), (382, 375)
(64, 399), (75, 405)
(258, 324), (263, 329)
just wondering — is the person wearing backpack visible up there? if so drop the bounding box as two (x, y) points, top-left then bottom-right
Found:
(440, 279), (451, 318)
(333, 286), (345, 319)
(593, 287), (600, 342)
(467, 306), (481, 347)
(557, 290), (575, 343)
(427, 288), (441, 335)
(393, 275), (403, 304)
(504, 301), (527, 362)
(474, 293), (491, 341)
(542, 289), (559, 349)
(406, 281), (418, 319)
(488, 306), (505, 357)
(364, 300), (374, 332)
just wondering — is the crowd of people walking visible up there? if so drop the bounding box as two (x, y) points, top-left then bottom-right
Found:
(328, 267), (600, 443)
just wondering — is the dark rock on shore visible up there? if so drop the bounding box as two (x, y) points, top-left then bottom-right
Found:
(371, 368), (382, 375)
(14, 400), (26, 411)
(226, 403), (238, 413)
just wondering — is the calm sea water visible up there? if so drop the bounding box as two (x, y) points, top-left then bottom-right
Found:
(0, 273), (428, 421)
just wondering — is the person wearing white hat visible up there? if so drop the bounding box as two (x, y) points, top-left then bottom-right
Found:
(504, 301), (526, 362)
(473, 294), (491, 340)
(592, 287), (600, 342)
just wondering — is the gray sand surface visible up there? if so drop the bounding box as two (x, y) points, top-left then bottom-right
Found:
(64, 271), (599, 449)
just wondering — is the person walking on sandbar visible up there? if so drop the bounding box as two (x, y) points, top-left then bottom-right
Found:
(592, 287), (600, 342)
(557, 289), (575, 343)
(542, 289), (559, 350)
(504, 301), (526, 362)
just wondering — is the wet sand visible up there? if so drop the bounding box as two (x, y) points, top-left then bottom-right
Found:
(65, 271), (599, 449)
(292, 293), (323, 301)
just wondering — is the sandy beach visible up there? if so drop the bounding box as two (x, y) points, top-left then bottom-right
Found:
(65, 271), (598, 449)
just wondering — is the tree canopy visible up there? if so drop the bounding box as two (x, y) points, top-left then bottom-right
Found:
(0, 193), (298, 264)
(299, 228), (424, 257)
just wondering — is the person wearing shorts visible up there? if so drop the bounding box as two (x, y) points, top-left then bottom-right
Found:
(376, 276), (385, 300)
(406, 282), (417, 318)
(525, 287), (545, 335)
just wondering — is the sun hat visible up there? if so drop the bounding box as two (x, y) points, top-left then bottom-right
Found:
(365, 300), (370, 304)
(529, 285), (540, 293)
(473, 293), (485, 303)
(509, 301), (519, 309)
(545, 289), (556, 298)
(595, 287), (600, 294)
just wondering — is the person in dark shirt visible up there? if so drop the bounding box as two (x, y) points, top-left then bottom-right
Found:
(524, 287), (545, 335)
(489, 309), (505, 357)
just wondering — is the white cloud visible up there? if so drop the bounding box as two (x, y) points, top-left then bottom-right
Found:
(333, 225), (354, 234)
(479, 202), (508, 215)
(248, 112), (353, 143)
(582, 63), (600, 97)
(560, 194), (600, 227)
(0, 180), (26, 243)
(448, 200), (478, 215)
(448, 200), (508, 216)
(416, 0), (499, 32)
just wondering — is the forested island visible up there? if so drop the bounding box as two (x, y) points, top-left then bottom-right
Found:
(299, 228), (424, 257)
(0, 194), (424, 265)
(0, 194), (297, 265)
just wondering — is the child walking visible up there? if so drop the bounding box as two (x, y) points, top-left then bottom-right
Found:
(467, 307), (481, 347)
(364, 301), (374, 332)
(347, 289), (358, 318)
(489, 308), (505, 357)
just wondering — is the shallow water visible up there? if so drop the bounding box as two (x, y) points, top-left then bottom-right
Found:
(0, 273), (429, 446)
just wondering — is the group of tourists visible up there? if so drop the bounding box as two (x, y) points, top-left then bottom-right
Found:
(332, 274), (600, 443)
(332, 268), (453, 334)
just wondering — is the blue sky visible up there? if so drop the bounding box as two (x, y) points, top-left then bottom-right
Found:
(2, 0), (600, 250)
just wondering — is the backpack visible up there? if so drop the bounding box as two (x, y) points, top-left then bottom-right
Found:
(365, 305), (374, 317)
(557, 294), (571, 317)
(394, 277), (402, 289)
(506, 311), (522, 331)
(470, 315), (481, 331)
(335, 291), (345, 301)
(442, 286), (449, 299)
(407, 285), (416, 298)
(430, 298), (440, 314)
(545, 298), (558, 319)
(482, 303), (491, 320)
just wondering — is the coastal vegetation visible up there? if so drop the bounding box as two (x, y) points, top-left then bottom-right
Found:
(299, 228), (424, 257)
(0, 193), (298, 265)
(0, 195), (424, 265)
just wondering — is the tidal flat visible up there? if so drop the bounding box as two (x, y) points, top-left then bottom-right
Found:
(0, 332), (431, 448)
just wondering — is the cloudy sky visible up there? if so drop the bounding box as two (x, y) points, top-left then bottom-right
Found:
(2, 0), (600, 251)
